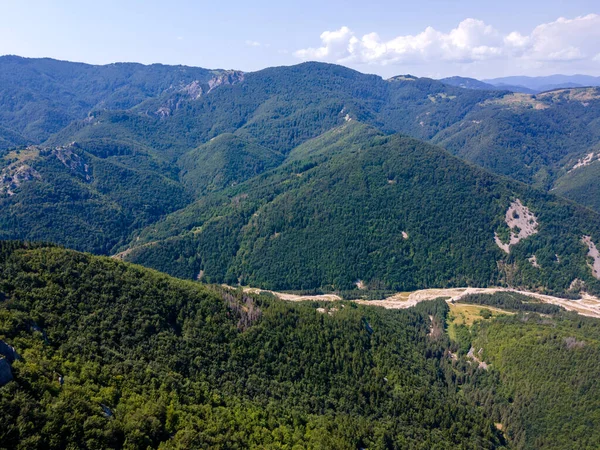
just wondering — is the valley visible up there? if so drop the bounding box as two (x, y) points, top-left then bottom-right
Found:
(240, 285), (600, 318)
(2, 54), (600, 449)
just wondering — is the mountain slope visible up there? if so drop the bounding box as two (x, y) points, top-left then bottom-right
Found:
(440, 76), (502, 91)
(178, 134), (284, 196)
(552, 147), (600, 212)
(433, 88), (600, 188)
(45, 62), (600, 194)
(0, 142), (191, 253)
(485, 74), (600, 91)
(0, 55), (234, 149)
(0, 241), (504, 448)
(46, 62), (498, 158)
(123, 123), (600, 295)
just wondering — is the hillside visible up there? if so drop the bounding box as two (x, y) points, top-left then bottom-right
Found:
(0, 241), (504, 449)
(440, 76), (503, 91)
(123, 123), (600, 295)
(2, 242), (600, 448)
(178, 134), (284, 196)
(32, 60), (600, 202)
(0, 55), (233, 149)
(433, 88), (600, 188)
(0, 141), (191, 253)
(485, 74), (600, 92)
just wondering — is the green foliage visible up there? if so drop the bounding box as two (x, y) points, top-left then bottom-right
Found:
(552, 156), (600, 213)
(458, 292), (563, 314)
(0, 143), (191, 254)
(465, 313), (600, 449)
(126, 123), (600, 294)
(0, 55), (218, 148)
(178, 134), (284, 196)
(0, 242), (504, 448)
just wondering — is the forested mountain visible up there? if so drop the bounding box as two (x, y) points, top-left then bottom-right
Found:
(440, 76), (506, 91)
(2, 56), (600, 288)
(122, 122), (600, 295)
(0, 141), (191, 253)
(178, 134), (284, 196)
(2, 241), (600, 449)
(433, 88), (600, 189)
(0, 55), (233, 149)
(0, 241), (505, 449)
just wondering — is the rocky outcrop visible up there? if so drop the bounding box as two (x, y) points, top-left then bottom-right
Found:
(582, 236), (600, 279)
(0, 164), (41, 196)
(0, 340), (19, 363)
(156, 70), (244, 117)
(206, 70), (244, 93)
(0, 358), (12, 386)
(52, 144), (91, 181)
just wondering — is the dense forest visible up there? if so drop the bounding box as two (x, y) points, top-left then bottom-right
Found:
(2, 57), (600, 265)
(0, 241), (504, 449)
(1, 242), (599, 448)
(124, 123), (600, 294)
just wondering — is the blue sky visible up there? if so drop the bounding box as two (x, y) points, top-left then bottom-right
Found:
(1, 0), (599, 78)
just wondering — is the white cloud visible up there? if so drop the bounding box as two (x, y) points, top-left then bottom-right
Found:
(245, 40), (261, 47)
(294, 14), (600, 69)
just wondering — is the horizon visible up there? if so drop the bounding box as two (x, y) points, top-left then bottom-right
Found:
(2, 53), (599, 83)
(1, 1), (599, 79)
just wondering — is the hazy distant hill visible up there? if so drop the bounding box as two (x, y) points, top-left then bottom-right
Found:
(485, 74), (600, 92)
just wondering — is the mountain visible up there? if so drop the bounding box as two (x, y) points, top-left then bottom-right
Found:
(440, 76), (505, 91)
(433, 87), (600, 188)
(178, 133), (284, 196)
(483, 83), (538, 94)
(2, 242), (600, 449)
(0, 241), (504, 448)
(122, 123), (600, 295)
(551, 143), (600, 212)
(439, 76), (536, 94)
(485, 74), (600, 92)
(0, 55), (236, 150)
(3, 57), (600, 264)
(0, 141), (191, 253)
(43, 60), (600, 195)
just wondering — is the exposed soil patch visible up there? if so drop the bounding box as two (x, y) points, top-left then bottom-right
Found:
(569, 152), (599, 172)
(528, 255), (540, 268)
(482, 93), (549, 110)
(467, 347), (489, 370)
(538, 87), (600, 102)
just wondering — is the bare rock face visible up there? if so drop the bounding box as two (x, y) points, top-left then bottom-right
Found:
(0, 358), (12, 386)
(179, 70), (244, 99)
(52, 144), (91, 181)
(207, 70), (245, 93)
(181, 80), (205, 99)
(495, 199), (539, 253)
(156, 70), (245, 117)
(0, 164), (41, 196)
(582, 236), (600, 279)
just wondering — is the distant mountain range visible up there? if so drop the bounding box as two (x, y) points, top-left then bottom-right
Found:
(441, 74), (600, 94)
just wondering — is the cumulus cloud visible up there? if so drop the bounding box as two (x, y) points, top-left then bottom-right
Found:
(294, 14), (600, 68)
(245, 40), (261, 47)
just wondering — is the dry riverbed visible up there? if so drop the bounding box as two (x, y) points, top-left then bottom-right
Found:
(238, 286), (600, 319)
